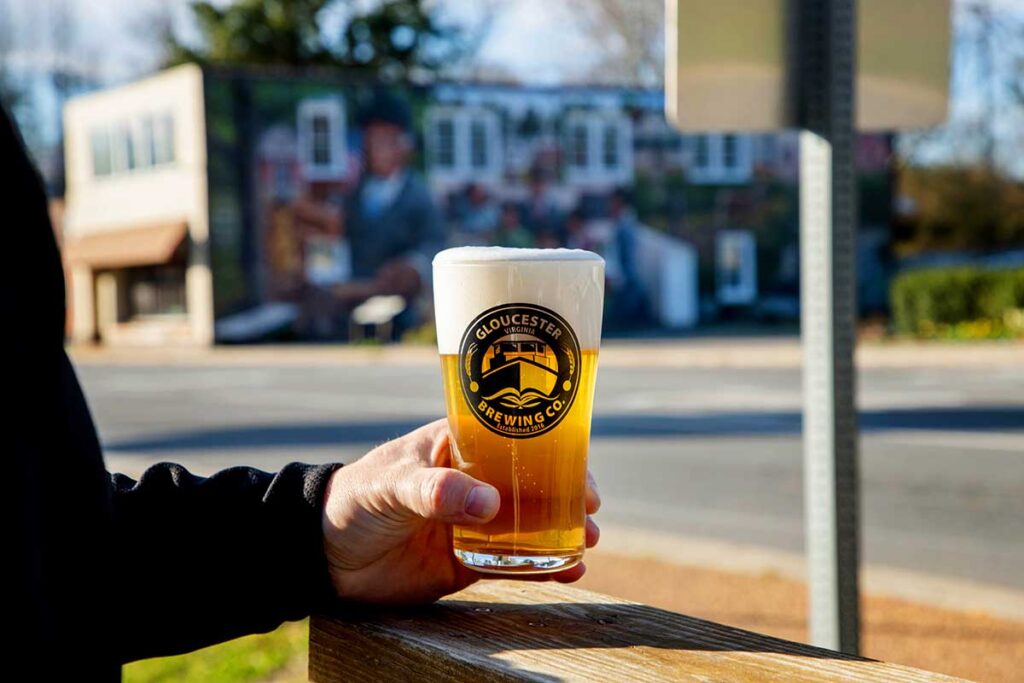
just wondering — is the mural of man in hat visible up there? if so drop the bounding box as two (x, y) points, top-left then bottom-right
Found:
(333, 90), (444, 334)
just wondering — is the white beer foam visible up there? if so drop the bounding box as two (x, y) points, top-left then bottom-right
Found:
(433, 247), (605, 354)
(433, 246), (604, 264)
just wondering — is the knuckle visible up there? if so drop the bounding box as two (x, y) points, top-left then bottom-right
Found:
(424, 470), (458, 513)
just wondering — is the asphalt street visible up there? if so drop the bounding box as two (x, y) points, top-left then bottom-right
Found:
(77, 356), (1024, 591)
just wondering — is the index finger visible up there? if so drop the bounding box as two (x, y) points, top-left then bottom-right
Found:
(425, 419), (452, 467)
(586, 470), (601, 515)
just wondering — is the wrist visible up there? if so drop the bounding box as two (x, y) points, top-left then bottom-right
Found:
(314, 463), (345, 604)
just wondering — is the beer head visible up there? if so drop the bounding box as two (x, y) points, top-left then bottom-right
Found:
(432, 247), (605, 356)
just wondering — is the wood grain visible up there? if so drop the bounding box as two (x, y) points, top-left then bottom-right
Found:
(309, 581), (966, 682)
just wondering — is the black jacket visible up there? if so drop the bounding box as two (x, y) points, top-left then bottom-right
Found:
(2, 104), (342, 679)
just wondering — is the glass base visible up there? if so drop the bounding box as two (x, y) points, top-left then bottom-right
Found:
(454, 549), (582, 575)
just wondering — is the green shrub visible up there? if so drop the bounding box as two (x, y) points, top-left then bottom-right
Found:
(890, 266), (1024, 338)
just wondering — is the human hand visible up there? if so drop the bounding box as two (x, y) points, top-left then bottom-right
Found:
(321, 419), (601, 604)
(331, 279), (378, 305)
(373, 259), (421, 297)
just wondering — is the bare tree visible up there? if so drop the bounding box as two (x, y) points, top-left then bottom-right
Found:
(46, 0), (101, 193)
(49, 0), (77, 108)
(565, 0), (664, 87)
(0, 0), (24, 110)
(898, 0), (1024, 176)
(125, 0), (180, 78)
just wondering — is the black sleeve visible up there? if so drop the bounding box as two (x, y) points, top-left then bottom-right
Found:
(0, 100), (346, 668)
(107, 459), (343, 664)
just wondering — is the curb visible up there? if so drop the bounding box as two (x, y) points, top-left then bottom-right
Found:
(68, 338), (1024, 370)
(596, 524), (1024, 623)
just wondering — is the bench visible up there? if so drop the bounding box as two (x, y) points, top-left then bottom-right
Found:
(310, 581), (962, 681)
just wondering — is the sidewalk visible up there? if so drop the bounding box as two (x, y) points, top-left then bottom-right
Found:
(68, 336), (1024, 369)
(581, 529), (1024, 683)
(254, 539), (1022, 683)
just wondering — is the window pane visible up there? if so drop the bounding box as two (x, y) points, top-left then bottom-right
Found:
(571, 123), (588, 168)
(602, 124), (619, 168)
(138, 116), (155, 168)
(153, 113), (175, 165)
(111, 123), (134, 173)
(722, 134), (738, 169)
(90, 128), (111, 176)
(312, 114), (331, 166)
(694, 135), (709, 168)
(470, 119), (488, 169)
(435, 118), (455, 168)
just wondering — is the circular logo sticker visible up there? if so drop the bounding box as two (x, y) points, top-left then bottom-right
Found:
(459, 303), (581, 439)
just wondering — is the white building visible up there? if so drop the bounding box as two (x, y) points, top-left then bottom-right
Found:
(63, 65), (213, 346)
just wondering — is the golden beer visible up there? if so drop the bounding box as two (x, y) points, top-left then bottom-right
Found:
(433, 247), (604, 573)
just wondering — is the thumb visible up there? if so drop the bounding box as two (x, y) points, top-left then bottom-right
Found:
(397, 468), (500, 525)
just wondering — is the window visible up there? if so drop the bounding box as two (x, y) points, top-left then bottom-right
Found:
(694, 135), (710, 168)
(689, 134), (752, 184)
(137, 116), (155, 168)
(715, 230), (758, 305)
(470, 119), (488, 169)
(311, 114), (331, 165)
(426, 106), (502, 182)
(435, 118), (456, 168)
(602, 124), (619, 169)
(722, 134), (738, 169)
(110, 122), (135, 173)
(90, 128), (112, 177)
(133, 111), (175, 169)
(89, 110), (175, 179)
(570, 123), (589, 168)
(563, 110), (633, 186)
(152, 113), (175, 165)
(127, 266), (187, 318)
(297, 97), (347, 180)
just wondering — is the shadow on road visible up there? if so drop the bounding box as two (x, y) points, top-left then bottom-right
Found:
(104, 406), (1024, 453)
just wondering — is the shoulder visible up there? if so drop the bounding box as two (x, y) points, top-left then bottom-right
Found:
(400, 173), (434, 204)
(402, 171), (430, 194)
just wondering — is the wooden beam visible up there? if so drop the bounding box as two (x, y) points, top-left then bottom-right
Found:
(310, 581), (964, 682)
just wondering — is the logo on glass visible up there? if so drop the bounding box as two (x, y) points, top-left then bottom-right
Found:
(459, 303), (581, 438)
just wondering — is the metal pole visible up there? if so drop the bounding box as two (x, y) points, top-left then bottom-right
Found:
(797, 0), (861, 654)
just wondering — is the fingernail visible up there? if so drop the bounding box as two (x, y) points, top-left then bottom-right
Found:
(465, 486), (499, 519)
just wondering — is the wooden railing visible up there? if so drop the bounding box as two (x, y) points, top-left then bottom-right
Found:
(309, 581), (964, 682)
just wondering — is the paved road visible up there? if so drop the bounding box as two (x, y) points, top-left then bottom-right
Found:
(77, 357), (1024, 591)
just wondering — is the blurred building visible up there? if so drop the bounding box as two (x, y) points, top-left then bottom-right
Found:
(63, 66), (209, 345)
(61, 65), (892, 345)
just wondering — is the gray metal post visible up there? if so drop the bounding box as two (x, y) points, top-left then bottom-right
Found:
(797, 0), (861, 654)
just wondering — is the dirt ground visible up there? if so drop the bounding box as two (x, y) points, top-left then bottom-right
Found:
(577, 550), (1024, 683)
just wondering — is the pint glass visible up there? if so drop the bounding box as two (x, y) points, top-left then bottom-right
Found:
(433, 247), (604, 573)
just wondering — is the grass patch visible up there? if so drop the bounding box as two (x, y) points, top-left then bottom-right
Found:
(123, 619), (308, 683)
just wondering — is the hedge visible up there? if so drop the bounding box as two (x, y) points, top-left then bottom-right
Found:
(890, 266), (1024, 338)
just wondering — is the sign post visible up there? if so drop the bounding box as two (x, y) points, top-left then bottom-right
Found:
(665, 0), (950, 655)
(795, 0), (861, 654)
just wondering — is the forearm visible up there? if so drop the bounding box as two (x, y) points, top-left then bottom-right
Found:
(108, 460), (341, 663)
